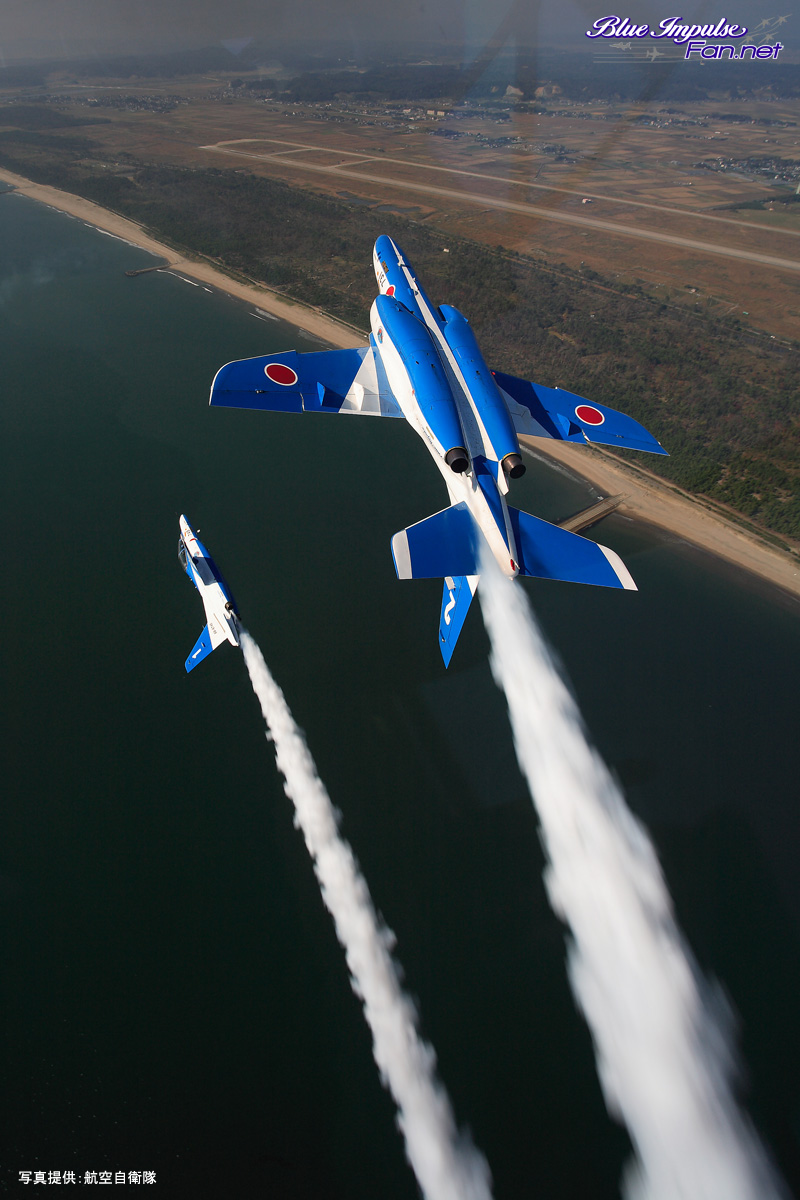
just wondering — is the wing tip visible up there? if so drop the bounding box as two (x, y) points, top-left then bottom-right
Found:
(209, 360), (233, 403)
(391, 531), (412, 580)
(598, 544), (638, 591)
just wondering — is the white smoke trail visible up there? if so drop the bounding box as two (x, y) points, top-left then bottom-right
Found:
(478, 553), (785, 1200)
(240, 632), (493, 1200)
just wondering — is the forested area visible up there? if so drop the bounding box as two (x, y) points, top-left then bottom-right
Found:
(278, 59), (800, 104)
(1, 127), (798, 542)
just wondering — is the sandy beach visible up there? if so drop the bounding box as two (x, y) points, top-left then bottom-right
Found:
(522, 438), (800, 600)
(0, 167), (365, 349)
(3, 164), (799, 602)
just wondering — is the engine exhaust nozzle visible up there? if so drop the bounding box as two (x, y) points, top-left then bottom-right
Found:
(445, 447), (469, 474)
(502, 452), (526, 480)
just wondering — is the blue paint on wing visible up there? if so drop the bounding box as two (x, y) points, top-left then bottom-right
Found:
(210, 347), (401, 417)
(495, 371), (667, 455)
(211, 351), (306, 411)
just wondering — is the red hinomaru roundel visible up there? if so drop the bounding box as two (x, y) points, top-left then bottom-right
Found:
(574, 404), (605, 426)
(386, 285), (396, 297)
(264, 363), (299, 386)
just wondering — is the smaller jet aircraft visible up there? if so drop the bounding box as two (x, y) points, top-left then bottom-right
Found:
(178, 514), (241, 672)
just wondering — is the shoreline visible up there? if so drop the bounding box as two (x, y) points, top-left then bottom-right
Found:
(3, 165), (799, 603)
(0, 167), (365, 349)
(522, 438), (800, 601)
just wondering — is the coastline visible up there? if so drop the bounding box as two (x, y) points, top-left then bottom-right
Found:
(0, 167), (365, 349)
(522, 438), (800, 601)
(3, 165), (799, 603)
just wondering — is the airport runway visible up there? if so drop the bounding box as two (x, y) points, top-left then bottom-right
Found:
(208, 136), (800, 238)
(202, 138), (800, 274)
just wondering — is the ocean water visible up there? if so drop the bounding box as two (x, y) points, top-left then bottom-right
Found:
(2, 191), (800, 1199)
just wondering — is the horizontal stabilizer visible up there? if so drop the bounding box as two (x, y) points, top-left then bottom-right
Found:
(210, 347), (402, 417)
(439, 575), (479, 667)
(185, 625), (215, 674)
(493, 371), (667, 456)
(392, 503), (479, 580)
(508, 507), (637, 591)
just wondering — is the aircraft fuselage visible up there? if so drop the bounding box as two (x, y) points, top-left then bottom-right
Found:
(371, 237), (523, 578)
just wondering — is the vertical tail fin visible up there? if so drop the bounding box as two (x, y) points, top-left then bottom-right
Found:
(439, 575), (479, 667)
(185, 625), (214, 673)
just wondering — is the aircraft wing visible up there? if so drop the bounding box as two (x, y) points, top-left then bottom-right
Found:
(210, 346), (403, 417)
(492, 371), (667, 456)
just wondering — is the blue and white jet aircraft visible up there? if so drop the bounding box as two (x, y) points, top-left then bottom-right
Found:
(178, 514), (241, 673)
(210, 236), (667, 665)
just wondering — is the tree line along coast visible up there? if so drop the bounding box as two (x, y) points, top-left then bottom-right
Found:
(0, 106), (798, 553)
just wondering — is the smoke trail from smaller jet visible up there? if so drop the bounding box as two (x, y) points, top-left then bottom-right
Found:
(240, 632), (493, 1200)
(478, 554), (784, 1200)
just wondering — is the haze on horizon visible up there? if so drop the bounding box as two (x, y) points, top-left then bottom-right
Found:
(0, 0), (741, 66)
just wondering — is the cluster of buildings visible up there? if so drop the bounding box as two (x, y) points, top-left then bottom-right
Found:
(35, 91), (186, 113)
(694, 154), (800, 184)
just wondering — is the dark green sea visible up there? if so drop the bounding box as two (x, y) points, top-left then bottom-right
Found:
(2, 191), (800, 1199)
